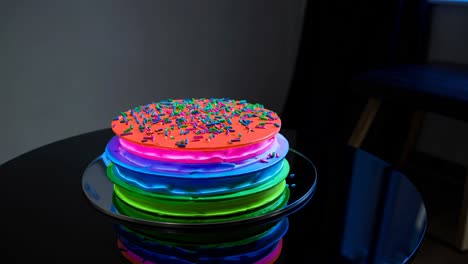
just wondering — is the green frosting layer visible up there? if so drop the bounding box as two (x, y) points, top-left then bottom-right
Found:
(114, 179), (286, 217)
(118, 219), (283, 247)
(112, 187), (290, 224)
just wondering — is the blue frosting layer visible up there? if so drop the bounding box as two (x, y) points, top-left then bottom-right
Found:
(108, 159), (288, 196)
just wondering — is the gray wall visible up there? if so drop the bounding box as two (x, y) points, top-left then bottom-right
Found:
(427, 2), (468, 64)
(416, 3), (468, 167)
(423, 2), (468, 250)
(0, 0), (306, 165)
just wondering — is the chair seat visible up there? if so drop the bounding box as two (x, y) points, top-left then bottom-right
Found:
(350, 62), (468, 121)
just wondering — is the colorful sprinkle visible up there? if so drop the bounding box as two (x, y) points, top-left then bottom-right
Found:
(111, 98), (281, 149)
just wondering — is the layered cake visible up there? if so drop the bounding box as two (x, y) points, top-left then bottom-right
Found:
(103, 98), (290, 221)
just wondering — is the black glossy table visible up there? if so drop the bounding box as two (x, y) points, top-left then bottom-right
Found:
(0, 129), (427, 263)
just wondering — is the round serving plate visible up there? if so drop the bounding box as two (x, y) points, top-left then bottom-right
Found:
(81, 148), (317, 231)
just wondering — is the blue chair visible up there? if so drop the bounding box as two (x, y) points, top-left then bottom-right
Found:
(351, 62), (468, 117)
(347, 61), (468, 251)
(347, 62), (468, 160)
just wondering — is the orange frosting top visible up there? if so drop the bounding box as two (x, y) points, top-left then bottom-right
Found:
(111, 98), (282, 150)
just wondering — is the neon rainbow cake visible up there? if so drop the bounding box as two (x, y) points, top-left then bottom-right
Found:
(103, 98), (290, 220)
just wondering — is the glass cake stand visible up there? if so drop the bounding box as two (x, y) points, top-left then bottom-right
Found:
(81, 148), (317, 231)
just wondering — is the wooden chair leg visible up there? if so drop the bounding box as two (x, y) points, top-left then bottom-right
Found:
(348, 97), (381, 148)
(396, 110), (426, 169)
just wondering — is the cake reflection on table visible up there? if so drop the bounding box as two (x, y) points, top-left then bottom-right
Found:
(113, 217), (288, 264)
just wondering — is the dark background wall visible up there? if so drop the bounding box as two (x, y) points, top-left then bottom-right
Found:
(281, 0), (468, 167)
(0, 0), (306, 164)
(282, 0), (401, 163)
(2, 0), (467, 167)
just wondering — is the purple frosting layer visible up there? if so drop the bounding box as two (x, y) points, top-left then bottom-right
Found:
(104, 134), (289, 178)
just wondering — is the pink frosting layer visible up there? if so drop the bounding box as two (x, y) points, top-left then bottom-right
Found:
(255, 239), (283, 264)
(118, 238), (283, 264)
(119, 136), (276, 164)
(118, 239), (155, 264)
